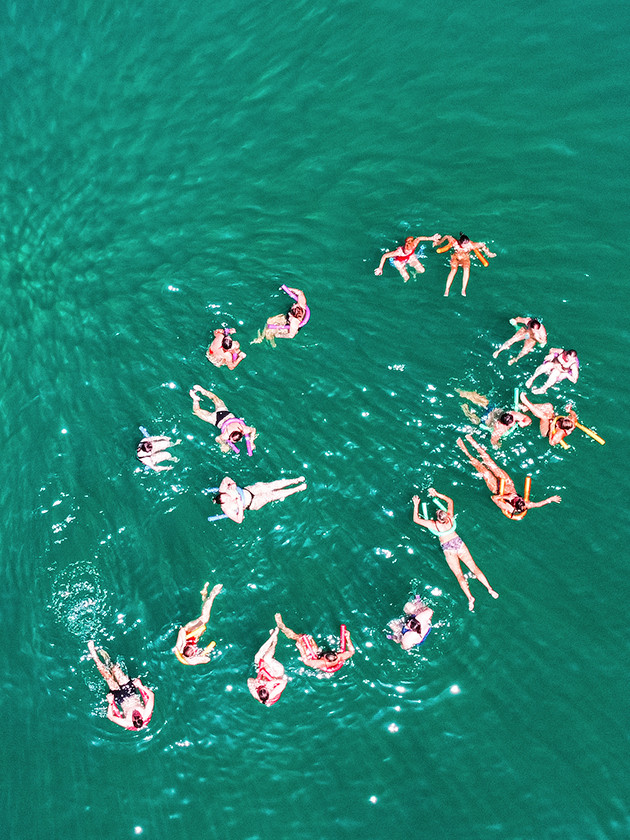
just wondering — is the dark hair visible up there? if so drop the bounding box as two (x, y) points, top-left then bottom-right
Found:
(436, 509), (449, 523)
(566, 349), (577, 357)
(257, 687), (269, 704)
(512, 497), (527, 514)
(229, 430), (243, 442)
(320, 650), (338, 662)
(528, 319), (541, 329)
(213, 493), (224, 506)
(290, 305), (305, 320)
(457, 232), (470, 245)
(131, 710), (144, 729)
(183, 643), (196, 657)
(499, 412), (514, 426)
(221, 336), (233, 351)
(557, 417), (574, 431)
(407, 617), (421, 632)
(139, 440), (152, 452)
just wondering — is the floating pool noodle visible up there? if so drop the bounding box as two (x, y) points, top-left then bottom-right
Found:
(340, 624), (347, 652)
(498, 477), (506, 495)
(280, 284), (311, 327)
(207, 512), (229, 522)
(523, 475), (532, 502)
(433, 498), (448, 512)
(558, 438), (570, 450)
(436, 243), (453, 254)
(422, 502), (429, 520)
(139, 426), (150, 438)
(514, 389), (520, 411)
(574, 421), (605, 445)
(473, 249), (489, 267)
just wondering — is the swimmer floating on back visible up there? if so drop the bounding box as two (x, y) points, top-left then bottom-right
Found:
(189, 385), (257, 456)
(525, 348), (579, 394)
(87, 641), (154, 730)
(173, 582), (223, 665)
(251, 286), (308, 345)
(387, 596), (434, 648)
(247, 627), (288, 706)
(434, 233), (496, 297)
(136, 434), (181, 471)
(412, 489), (498, 611)
(456, 389), (531, 447)
(493, 316), (547, 365)
(275, 613), (355, 674)
(210, 475), (307, 523)
(456, 434), (561, 520)
(206, 328), (246, 370)
(374, 233), (441, 282)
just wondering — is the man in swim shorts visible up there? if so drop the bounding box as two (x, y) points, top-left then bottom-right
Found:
(456, 389), (531, 447)
(211, 475), (307, 523)
(247, 627), (288, 706)
(388, 596), (434, 649)
(374, 233), (441, 282)
(189, 385), (257, 455)
(412, 489), (498, 610)
(434, 233), (496, 297)
(206, 327), (246, 369)
(87, 641), (154, 730)
(493, 316), (547, 365)
(519, 393), (577, 447)
(525, 348), (579, 394)
(136, 434), (181, 471)
(173, 582), (223, 665)
(456, 434), (561, 520)
(275, 613), (355, 674)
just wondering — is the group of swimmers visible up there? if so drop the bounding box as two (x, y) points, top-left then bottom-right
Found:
(90, 231), (604, 728)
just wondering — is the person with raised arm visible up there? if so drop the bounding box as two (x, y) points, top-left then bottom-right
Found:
(87, 641), (154, 731)
(433, 232), (496, 297)
(374, 233), (441, 282)
(275, 613), (354, 674)
(412, 489), (498, 611)
(206, 327), (246, 369)
(247, 627), (288, 706)
(525, 348), (579, 394)
(456, 434), (561, 520)
(493, 317), (547, 365)
(519, 393), (577, 447)
(189, 385), (257, 456)
(173, 583), (223, 666)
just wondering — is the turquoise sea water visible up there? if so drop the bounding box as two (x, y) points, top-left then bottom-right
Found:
(2, 1), (629, 838)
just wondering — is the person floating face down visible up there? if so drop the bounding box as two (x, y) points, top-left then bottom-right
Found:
(247, 627), (288, 706)
(173, 583), (223, 665)
(412, 488), (499, 611)
(374, 233), (441, 282)
(493, 316), (547, 365)
(87, 641), (154, 731)
(456, 434), (561, 521)
(274, 613), (355, 674)
(206, 327), (247, 370)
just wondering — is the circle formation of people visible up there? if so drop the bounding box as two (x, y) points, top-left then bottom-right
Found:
(89, 231), (605, 729)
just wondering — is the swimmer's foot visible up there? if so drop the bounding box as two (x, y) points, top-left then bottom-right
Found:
(200, 582), (210, 600)
(492, 350), (500, 359)
(489, 589), (499, 599)
(468, 597), (475, 612)
(98, 648), (112, 667)
(508, 358), (517, 365)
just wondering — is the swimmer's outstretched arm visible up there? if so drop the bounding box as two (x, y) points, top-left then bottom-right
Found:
(470, 241), (496, 257)
(526, 495), (562, 508)
(427, 487), (455, 517)
(411, 496), (435, 529)
(374, 249), (401, 274)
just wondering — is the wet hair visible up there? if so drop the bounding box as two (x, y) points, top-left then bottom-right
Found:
(290, 304), (305, 320)
(528, 319), (541, 329)
(436, 509), (449, 523)
(139, 440), (153, 452)
(557, 417), (574, 431)
(213, 493), (224, 506)
(257, 687), (269, 704)
(511, 497), (527, 514)
(319, 650), (338, 662)
(407, 617), (422, 632)
(499, 412), (514, 426)
(229, 430), (243, 442)
(565, 349), (577, 358)
(183, 643), (197, 657)
(457, 232), (470, 245)
(221, 336), (233, 351)
(131, 710), (144, 729)
(404, 236), (415, 248)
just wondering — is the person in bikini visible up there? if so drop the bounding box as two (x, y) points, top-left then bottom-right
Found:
(434, 233), (496, 296)
(412, 489), (498, 611)
(525, 348), (579, 394)
(456, 389), (531, 447)
(189, 385), (257, 455)
(173, 583), (223, 665)
(456, 434), (561, 520)
(493, 316), (547, 365)
(206, 328), (246, 370)
(275, 613), (355, 674)
(136, 434), (181, 471)
(247, 627), (288, 706)
(87, 641), (154, 730)
(251, 287), (308, 345)
(519, 393), (577, 447)
(388, 596), (434, 649)
(374, 233), (441, 282)
(209, 475), (307, 523)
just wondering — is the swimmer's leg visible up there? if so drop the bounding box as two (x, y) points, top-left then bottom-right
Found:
(395, 264), (411, 282)
(456, 437), (502, 493)
(442, 552), (475, 611)
(460, 265), (471, 296)
(254, 627), (280, 664)
(271, 483), (307, 502)
(458, 545), (499, 599)
(508, 337), (536, 365)
(408, 255), (425, 274)
(456, 390), (489, 408)
(88, 641), (118, 688)
(526, 361), (554, 389)
(275, 613), (300, 641)
(493, 330), (526, 359)
(444, 267), (457, 297)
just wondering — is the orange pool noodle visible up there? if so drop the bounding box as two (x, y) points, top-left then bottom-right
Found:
(473, 249), (489, 266)
(436, 243), (453, 254)
(523, 475), (532, 501)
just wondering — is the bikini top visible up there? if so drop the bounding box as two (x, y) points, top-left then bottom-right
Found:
(425, 516), (458, 538)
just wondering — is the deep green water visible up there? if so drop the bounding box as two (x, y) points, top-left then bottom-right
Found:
(1, 1), (629, 838)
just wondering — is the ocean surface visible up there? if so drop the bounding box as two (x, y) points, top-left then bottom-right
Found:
(1, 1), (629, 838)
